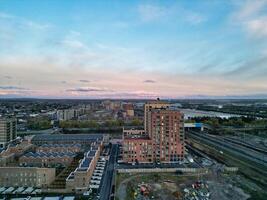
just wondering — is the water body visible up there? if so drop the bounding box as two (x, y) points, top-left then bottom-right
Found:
(180, 109), (241, 119)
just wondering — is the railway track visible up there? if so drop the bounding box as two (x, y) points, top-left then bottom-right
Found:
(187, 131), (267, 167)
(223, 137), (267, 154)
(187, 132), (267, 183)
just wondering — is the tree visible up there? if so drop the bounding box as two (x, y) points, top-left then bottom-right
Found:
(130, 118), (143, 126)
(28, 118), (52, 130)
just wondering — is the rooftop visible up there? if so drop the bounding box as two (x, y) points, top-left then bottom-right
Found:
(80, 157), (92, 168)
(40, 143), (81, 148)
(91, 146), (99, 151)
(32, 134), (103, 142)
(150, 107), (183, 113)
(124, 135), (151, 140)
(23, 152), (76, 158)
(86, 150), (96, 157)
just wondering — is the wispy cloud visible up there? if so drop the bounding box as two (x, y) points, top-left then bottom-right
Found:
(0, 12), (14, 19)
(185, 12), (206, 25)
(0, 12), (51, 33)
(0, 11), (52, 50)
(79, 79), (90, 83)
(137, 3), (206, 25)
(62, 39), (86, 49)
(3, 75), (12, 79)
(0, 86), (28, 90)
(234, 0), (267, 20)
(246, 16), (267, 37)
(66, 87), (111, 92)
(85, 90), (160, 99)
(113, 90), (159, 98)
(233, 0), (267, 38)
(224, 55), (267, 78)
(24, 20), (51, 30)
(137, 4), (168, 22)
(143, 79), (156, 83)
(1, 1), (267, 99)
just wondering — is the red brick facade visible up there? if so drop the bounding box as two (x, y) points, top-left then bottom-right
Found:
(149, 109), (184, 162)
(123, 138), (153, 163)
(123, 101), (184, 164)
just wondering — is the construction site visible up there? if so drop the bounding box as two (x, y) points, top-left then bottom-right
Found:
(186, 129), (267, 198)
(115, 135), (267, 200)
(115, 168), (253, 200)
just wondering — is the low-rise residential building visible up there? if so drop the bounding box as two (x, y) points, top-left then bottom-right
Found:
(0, 151), (13, 167)
(66, 144), (101, 193)
(0, 131), (104, 191)
(0, 140), (35, 166)
(0, 167), (55, 188)
(123, 103), (135, 117)
(19, 152), (76, 167)
(36, 143), (81, 153)
(31, 134), (103, 148)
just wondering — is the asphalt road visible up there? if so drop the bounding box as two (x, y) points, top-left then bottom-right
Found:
(116, 162), (194, 169)
(99, 144), (118, 200)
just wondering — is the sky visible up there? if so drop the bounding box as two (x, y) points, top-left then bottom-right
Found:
(1, 0), (267, 99)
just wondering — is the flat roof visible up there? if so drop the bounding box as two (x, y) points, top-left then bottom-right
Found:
(91, 146), (99, 151)
(43, 197), (60, 200)
(63, 197), (75, 200)
(86, 150), (96, 157)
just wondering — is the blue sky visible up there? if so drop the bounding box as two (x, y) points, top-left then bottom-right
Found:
(1, 0), (267, 98)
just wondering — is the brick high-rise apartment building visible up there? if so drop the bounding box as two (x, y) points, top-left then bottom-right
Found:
(148, 109), (184, 162)
(144, 100), (170, 135)
(0, 118), (17, 148)
(123, 100), (184, 164)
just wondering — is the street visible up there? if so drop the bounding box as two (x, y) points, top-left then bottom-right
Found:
(99, 144), (118, 200)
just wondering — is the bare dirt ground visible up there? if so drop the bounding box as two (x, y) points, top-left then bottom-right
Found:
(207, 180), (250, 200)
(115, 172), (252, 200)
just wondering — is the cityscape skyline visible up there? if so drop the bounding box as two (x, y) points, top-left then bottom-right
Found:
(1, 0), (267, 99)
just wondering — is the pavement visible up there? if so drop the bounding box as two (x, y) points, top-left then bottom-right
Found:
(116, 159), (201, 169)
(99, 144), (118, 200)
